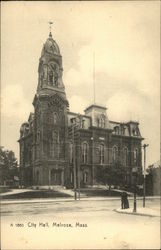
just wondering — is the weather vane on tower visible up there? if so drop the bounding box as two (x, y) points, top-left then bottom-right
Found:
(49, 21), (53, 37)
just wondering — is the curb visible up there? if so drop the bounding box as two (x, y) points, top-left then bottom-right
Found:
(0, 197), (129, 205)
(114, 209), (160, 218)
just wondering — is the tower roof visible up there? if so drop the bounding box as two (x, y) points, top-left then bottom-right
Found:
(41, 32), (60, 56)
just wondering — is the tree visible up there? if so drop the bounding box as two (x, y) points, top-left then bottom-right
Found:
(0, 146), (18, 185)
(146, 162), (160, 196)
(96, 163), (126, 195)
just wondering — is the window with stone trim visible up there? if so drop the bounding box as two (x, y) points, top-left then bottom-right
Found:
(99, 144), (105, 164)
(37, 130), (40, 142)
(53, 112), (57, 124)
(134, 148), (138, 165)
(82, 142), (88, 164)
(69, 142), (73, 163)
(123, 147), (128, 166)
(112, 145), (118, 163)
(83, 172), (88, 183)
(36, 170), (39, 185)
(70, 171), (73, 183)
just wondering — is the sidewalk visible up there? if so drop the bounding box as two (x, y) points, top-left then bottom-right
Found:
(115, 207), (160, 217)
(1, 196), (160, 205)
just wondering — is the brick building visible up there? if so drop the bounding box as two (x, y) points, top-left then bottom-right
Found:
(18, 31), (143, 188)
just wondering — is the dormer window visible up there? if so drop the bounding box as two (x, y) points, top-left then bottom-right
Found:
(98, 115), (105, 128)
(121, 125), (126, 135)
(70, 117), (76, 125)
(100, 116), (105, 128)
(80, 119), (85, 129)
(114, 126), (119, 134)
(132, 127), (139, 136)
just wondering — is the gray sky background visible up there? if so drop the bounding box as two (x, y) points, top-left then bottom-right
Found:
(1, 1), (160, 167)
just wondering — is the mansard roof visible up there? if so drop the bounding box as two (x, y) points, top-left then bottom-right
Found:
(110, 120), (143, 138)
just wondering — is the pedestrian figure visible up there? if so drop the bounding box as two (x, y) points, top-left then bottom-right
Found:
(121, 192), (129, 209)
(121, 192), (125, 209)
(124, 192), (129, 209)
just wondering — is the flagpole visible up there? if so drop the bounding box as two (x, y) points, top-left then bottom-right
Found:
(93, 52), (96, 104)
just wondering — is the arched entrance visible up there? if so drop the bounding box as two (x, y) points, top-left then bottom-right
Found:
(51, 169), (62, 185)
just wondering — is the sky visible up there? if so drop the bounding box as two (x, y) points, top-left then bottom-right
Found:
(1, 1), (160, 167)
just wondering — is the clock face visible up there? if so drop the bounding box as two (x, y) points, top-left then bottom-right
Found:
(50, 63), (56, 71)
(49, 62), (59, 75)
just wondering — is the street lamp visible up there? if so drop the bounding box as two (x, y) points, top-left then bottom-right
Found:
(142, 144), (149, 207)
(70, 116), (81, 201)
(71, 120), (77, 201)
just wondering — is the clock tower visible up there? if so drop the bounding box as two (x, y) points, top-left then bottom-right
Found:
(32, 31), (69, 186)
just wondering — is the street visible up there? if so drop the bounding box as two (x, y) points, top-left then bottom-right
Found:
(1, 198), (160, 249)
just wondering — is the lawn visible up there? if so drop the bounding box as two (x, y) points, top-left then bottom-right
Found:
(1, 190), (72, 199)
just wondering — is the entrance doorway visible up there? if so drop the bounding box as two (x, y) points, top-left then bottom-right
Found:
(51, 169), (62, 185)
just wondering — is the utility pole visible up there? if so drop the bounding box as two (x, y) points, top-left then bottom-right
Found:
(91, 132), (95, 186)
(77, 146), (81, 200)
(143, 144), (149, 207)
(72, 122), (77, 200)
(133, 186), (137, 212)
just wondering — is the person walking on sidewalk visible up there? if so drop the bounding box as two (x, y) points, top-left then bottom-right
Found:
(121, 192), (129, 209)
(124, 192), (129, 209)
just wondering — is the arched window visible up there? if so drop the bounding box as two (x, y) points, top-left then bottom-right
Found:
(52, 131), (59, 143)
(134, 148), (138, 165)
(49, 70), (53, 85)
(112, 146), (118, 163)
(53, 112), (57, 124)
(99, 144), (105, 164)
(123, 147), (128, 166)
(36, 170), (39, 185)
(69, 142), (73, 163)
(37, 131), (40, 142)
(70, 171), (73, 183)
(82, 142), (88, 163)
(83, 172), (88, 183)
(51, 131), (60, 158)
